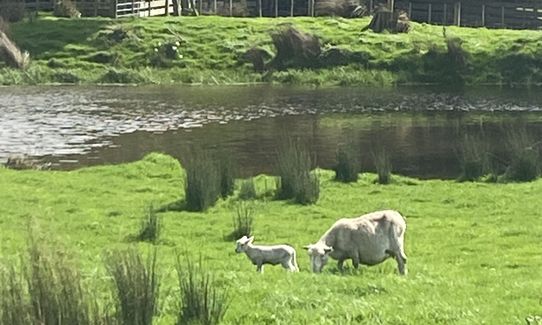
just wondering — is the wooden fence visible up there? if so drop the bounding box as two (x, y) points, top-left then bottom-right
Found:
(22, 0), (542, 29)
(395, 0), (542, 29)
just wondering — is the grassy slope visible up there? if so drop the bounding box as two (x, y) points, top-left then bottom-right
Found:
(0, 153), (541, 324)
(3, 15), (542, 86)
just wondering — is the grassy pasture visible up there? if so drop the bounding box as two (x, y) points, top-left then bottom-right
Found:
(0, 153), (541, 323)
(3, 15), (542, 85)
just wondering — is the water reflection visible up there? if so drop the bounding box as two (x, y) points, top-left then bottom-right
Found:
(1, 85), (541, 179)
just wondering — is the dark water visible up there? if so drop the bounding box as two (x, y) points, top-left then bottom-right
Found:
(1, 85), (542, 179)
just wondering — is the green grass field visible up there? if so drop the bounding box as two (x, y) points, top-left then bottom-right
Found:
(2, 15), (542, 86)
(0, 153), (540, 324)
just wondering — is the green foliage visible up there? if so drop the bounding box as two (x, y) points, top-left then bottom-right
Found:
(184, 150), (221, 212)
(334, 145), (360, 183)
(175, 256), (229, 325)
(372, 147), (392, 184)
(105, 247), (159, 325)
(276, 138), (319, 204)
(238, 178), (257, 200)
(225, 202), (254, 241)
(135, 205), (161, 244)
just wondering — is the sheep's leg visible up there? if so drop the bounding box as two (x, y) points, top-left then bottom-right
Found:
(256, 264), (264, 273)
(352, 258), (360, 270)
(395, 254), (407, 275)
(337, 259), (345, 272)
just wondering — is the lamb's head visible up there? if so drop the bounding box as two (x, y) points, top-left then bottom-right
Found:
(235, 236), (254, 253)
(304, 243), (333, 273)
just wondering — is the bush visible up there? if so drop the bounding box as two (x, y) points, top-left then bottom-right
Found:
(225, 202), (254, 241)
(184, 150), (221, 212)
(135, 205), (161, 244)
(175, 256), (229, 325)
(457, 134), (491, 182)
(238, 178), (257, 200)
(372, 147), (392, 184)
(276, 137), (319, 204)
(501, 129), (540, 182)
(334, 145), (360, 183)
(105, 247), (159, 325)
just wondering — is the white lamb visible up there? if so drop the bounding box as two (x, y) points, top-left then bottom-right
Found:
(235, 236), (299, 273)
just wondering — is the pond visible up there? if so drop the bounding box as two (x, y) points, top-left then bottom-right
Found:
(1, 85), (542, 179)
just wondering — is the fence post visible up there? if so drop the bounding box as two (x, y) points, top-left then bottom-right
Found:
(213, 0), (216, 14)
(427, 3), (431, 23)
(131, 0), (135, 15)
(454, 2), (461, 26)
(290, 0), (293, 16)
(408, 2), (412, 18)
(501, 6), (505, 26)
(258, 0), (262, 17)
(443, 3), (446, 25)
(229, 0), (232, 16)
(198, 0), (202, 14)
(481, 4), (485, 26)
(274, 0), (278, 17)
(311, 0), (314, 16)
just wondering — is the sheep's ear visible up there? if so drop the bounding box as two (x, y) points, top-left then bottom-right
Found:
(303, 245), (311, 250)
(247, 236), (255, 243)
(323, 247), (333, 253)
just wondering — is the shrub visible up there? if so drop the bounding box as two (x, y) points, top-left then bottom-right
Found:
(238, 178), (257, 200)
(372, 147), (392, 184)
(457, 134), (490, 182)
(225, 202), (254, 241)
(184, 150), (221, 212)
(175, 256), (229, 325)
(105, 247), (159, 325)
(276, 137), (319, 204)
(501, 129), (540, 182)
(53, 0), (81, 18)
(135, 205), (161, 244)
(334, 145), (360, 183)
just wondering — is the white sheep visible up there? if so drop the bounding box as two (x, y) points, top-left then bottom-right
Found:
(235, 236), (299, 273)
(304, 210), (408, 275)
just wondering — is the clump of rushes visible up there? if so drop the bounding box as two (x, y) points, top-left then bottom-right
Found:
(372, 147), (392, 184)
(184, 150), (221, 212)
(458, 134), (490, 182)
(238, 178), (257, 200)
(334, 145), (360, 183)
(225, 202), (254, 241)
(175, 255), (230, 325)
(276, 137), (319, 204)
(136, 205), (161, 244)
(501, 128), (540, 182)
(105, 247), (159, 325)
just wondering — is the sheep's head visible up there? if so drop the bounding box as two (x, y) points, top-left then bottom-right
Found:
(235, 235), (254, 253)
(304, 243), (333, 273)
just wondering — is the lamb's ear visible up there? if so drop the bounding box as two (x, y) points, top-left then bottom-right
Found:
(247, 236), (255, 243)
(303, 245), (311, 250)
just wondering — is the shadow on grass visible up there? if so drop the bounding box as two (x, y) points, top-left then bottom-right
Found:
(156, 199), (187, 212)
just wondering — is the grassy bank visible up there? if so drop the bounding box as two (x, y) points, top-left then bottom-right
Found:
(2, 15), (542, 86)
(0, 153), (541, 323)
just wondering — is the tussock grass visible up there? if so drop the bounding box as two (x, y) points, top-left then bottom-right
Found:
(238, 178), (257, 200)
(175, 256), (229, 325)
(104, 247), (159, 325)
(225, 202), (254, 241)
(457, 134), (491, 182)
(135, 205), (161, 244)
(372, 147), (392, 184)
(334, 145), (360, 183)
(184, 150), (221, 212)
(501, 128), (541, 182)
(276, 137), (319, 204)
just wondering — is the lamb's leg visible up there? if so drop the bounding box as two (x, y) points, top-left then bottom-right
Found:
(352, 258), (360, 270)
